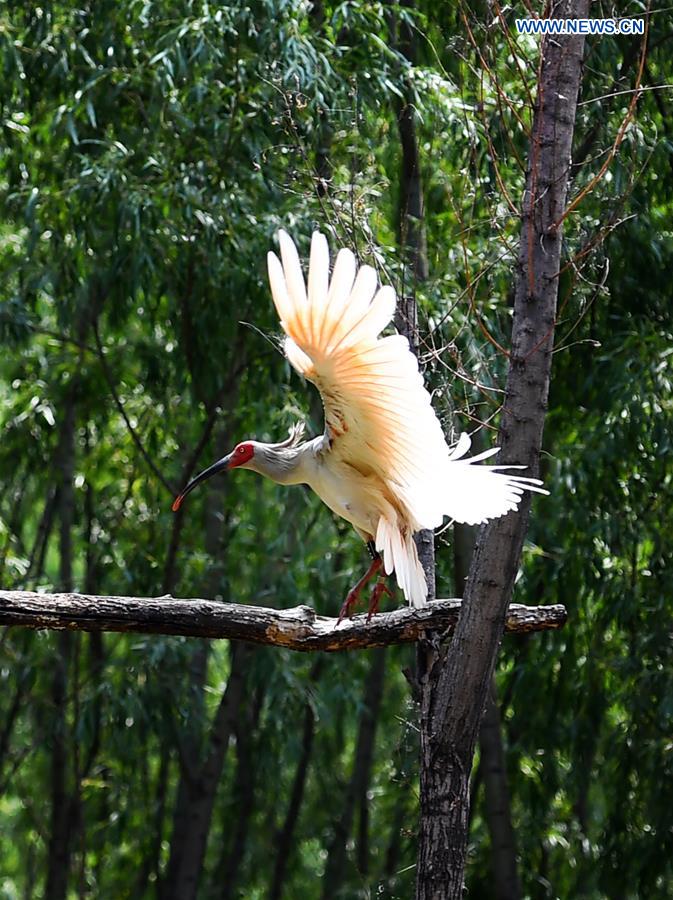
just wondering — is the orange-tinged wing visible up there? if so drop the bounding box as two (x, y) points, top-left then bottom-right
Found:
(267, 230), (546, 534)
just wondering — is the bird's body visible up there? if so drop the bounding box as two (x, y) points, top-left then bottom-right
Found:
(236, 431), (415, 550)
(173, 230), (547, 613)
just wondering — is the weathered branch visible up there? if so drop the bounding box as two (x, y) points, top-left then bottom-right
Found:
(0, 590), (566, 653)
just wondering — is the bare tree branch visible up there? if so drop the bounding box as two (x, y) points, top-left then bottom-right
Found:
(0, 590), (566, 652)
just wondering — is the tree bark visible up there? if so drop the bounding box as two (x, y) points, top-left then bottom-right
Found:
(416, 4), (589, 896)
(134, 749), (171, 897)
(394, 0), (429, 284)
(217, 684), (265, 900)
(0, 590), (566, 648)
(25, 485), (57, 588)
(43, 289), (105, 899)
(161, 640), (210, 893)
(0, 671), (26, 779)
(455, 521), (521, 899)
(163, 428), (230, 896)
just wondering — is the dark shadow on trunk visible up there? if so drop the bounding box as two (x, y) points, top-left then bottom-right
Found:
(480, 678), (521, 900)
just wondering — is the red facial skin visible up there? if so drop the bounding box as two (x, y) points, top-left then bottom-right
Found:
(229, 442), (254, 467)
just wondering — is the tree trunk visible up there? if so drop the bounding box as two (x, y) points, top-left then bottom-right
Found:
(480, 679), (521, 900)
(25, 486), (57, 588)
(0, 672), (25, 780)
(217, 685), (265, 899)
(269, 659), (323, 900)
(45, 394), (77, 900)
(321, 648), (387, 898)
(416, 4), (589, 896)
(162, 427), (234, 898)
(394, 0), (429, 285)
(134, 748), (171, 897)
(163, 642), (249, 900)
(455, 519), (521, 899)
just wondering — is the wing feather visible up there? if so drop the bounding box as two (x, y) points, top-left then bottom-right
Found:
(319, 248), (356, 349)
(308, 232), (330, 344)
(268, 230), (549, 579)
(267, 252), (294, 327)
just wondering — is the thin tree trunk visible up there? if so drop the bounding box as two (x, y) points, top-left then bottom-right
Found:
(217, 685), (265, 900)
(321, 648), (387, 898)
(383, 790), (409, 887)
(27, 486), (58, 588)
(162, 639), (210, 888)
(45, 395), (77, 900)
(161, 512), (186, 597)
(356, 770), (371, 877)
(480, 679), (521, 900)
(76, 464), (109, 897)
(133, 747), (171, 898)
(162, 428), (233, 897)
(163, 642), (249, 900)
(269, 659), (323, 900)
(416, 4), (589, 896)
(158, 465), (211, 895)
(393, 0), (429, 284)
(0, 654), (29, 785)
(0, 471), (28, 581)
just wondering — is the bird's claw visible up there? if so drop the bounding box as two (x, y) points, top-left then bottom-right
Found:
(337, 589), (360, 625)
(367, 580), (393, 622)
(336, 556), (390, 626)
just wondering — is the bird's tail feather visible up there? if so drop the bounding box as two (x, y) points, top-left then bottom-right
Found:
(440, 433), (548, 526)
(376, 517), (428, 608)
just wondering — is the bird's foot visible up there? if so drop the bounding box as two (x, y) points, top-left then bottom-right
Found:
(336, 556), (384, 625)
(337, 588), (361, 625)
(367, 578), (393, 622)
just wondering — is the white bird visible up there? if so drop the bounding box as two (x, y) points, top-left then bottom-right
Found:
(173, 230), (547, 618)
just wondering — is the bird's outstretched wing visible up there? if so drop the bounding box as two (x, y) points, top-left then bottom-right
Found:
(267, 230), (546, 534)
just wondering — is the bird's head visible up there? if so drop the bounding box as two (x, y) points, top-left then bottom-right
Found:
(171, 441), (255, 511)
(171, 422), (306, 511)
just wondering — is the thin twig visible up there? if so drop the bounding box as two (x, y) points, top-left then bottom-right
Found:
(92, 321), (175, 495)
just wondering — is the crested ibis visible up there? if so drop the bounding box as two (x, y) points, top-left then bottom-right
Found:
(172, 231), (547, 618)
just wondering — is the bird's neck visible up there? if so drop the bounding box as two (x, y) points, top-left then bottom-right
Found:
(250, 441), (316, 485)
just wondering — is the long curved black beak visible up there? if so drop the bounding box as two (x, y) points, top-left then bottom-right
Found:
(172, 453), (233, 512)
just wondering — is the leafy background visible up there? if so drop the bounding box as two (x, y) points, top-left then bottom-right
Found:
(0, 1), (671, 898)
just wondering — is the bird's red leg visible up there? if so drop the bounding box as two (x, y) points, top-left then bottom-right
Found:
(337, 556), (383, 624)
(367, 577), (393, 622)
